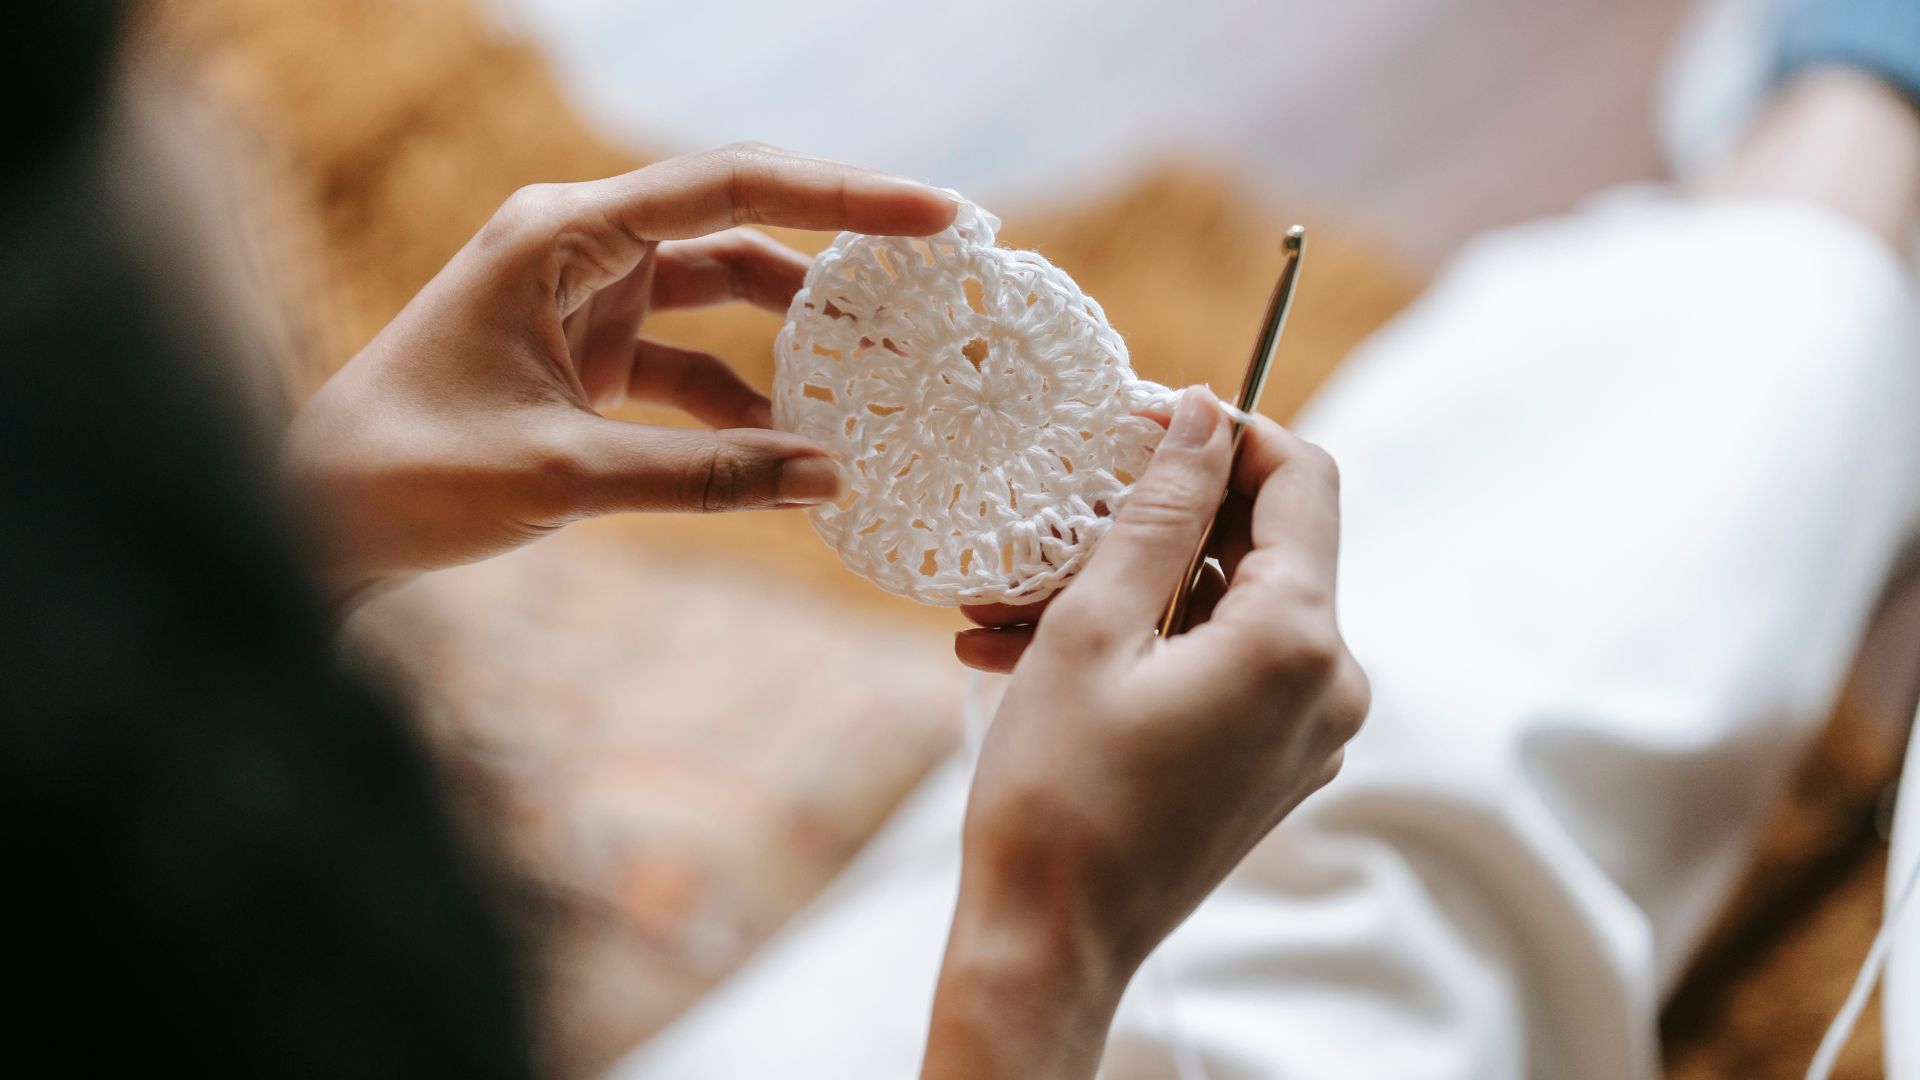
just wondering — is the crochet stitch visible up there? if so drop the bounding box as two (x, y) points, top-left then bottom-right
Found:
(773, 198), (1173, 606)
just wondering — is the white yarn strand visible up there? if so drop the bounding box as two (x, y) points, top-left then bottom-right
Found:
(772, 196), (1177, 607)
(1805, 844), (1920, 1080)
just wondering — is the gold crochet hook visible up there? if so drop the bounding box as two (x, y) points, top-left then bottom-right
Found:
(1157, 225), (1307, 636)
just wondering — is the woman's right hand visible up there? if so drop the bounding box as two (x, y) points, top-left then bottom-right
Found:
(922, 387), (1369, 1080)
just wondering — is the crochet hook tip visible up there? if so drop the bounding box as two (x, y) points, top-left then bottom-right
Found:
(1157, 227), (1309, 638)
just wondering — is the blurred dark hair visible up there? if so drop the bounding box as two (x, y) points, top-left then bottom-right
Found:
(2, 2), (122, 180)
(1, 6), (540, 1077)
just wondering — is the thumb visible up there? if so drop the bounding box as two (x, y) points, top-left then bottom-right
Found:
(568, 416), (843, 515)
(1059, 386), (1233, 630)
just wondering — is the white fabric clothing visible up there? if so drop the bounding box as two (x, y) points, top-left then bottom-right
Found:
(613, 190), (1920, 1079)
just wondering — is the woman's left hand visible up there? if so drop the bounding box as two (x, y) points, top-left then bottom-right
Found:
(287, 143), (957, 602)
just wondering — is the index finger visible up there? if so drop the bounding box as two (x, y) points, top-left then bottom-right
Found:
(591, 143), (959, 242)
(1213, 414), (1342, 604)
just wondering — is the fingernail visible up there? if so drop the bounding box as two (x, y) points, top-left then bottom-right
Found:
(779, 454), (843, 504)
(746, 401), (775, 429)
(1165, 386), (1219, 448)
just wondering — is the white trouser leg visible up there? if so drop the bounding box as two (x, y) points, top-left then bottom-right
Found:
(614, 192), (1920, 1080)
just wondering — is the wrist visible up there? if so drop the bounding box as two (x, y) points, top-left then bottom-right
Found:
(921, 867), (1135, 1080)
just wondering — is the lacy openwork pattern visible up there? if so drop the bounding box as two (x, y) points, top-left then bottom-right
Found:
(773, 199), (1172, 606)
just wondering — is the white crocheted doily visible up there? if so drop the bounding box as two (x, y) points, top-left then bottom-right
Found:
(772, 199), (1173, 607)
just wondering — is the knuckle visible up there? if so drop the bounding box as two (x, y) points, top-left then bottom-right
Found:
(679, 438), (778, 513)
(1323, 661), (1371, 743)
(725, 226), (779, 257)
(1118, 473), (1212, 530)
(711, 230), (777, 293)
(1239, 554), (1336, 610)
(716, 143), (773, 224)
(507, 181), (562, 210)
(686, 443), (742, 513)
(1286, 633), (1343, 685)
(516, 426), (588, 521)
(487, 183), (565, 243)
(1297, 440), (1340, 490)
(1040, 589), (1119, 655)
(1244, 413), (1287, 443)
(1316, 749), (1347, 790)
(1251, 614), (1343, 686)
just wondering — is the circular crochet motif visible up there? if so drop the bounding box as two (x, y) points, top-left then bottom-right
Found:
(773, 198), (1173, 607)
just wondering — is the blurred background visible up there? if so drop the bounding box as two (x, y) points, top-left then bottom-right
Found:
(487, 0), (1683, 267)
(136, 1), (1915, 1077)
